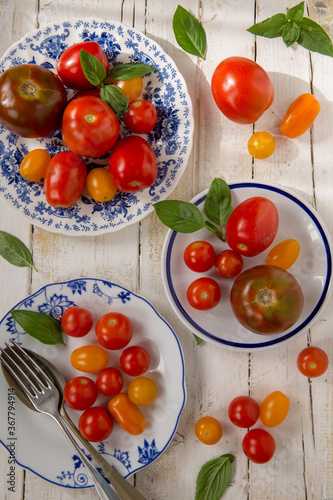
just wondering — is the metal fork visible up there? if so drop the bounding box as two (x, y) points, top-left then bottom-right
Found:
(0, 340), (120, 500)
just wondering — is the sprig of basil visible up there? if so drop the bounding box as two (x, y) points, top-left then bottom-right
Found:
(195, 454), (235, 500)
(100, 84), (129, 115)
(204, 178), (233, 230)
(80, 50), (107, 86)
(107, 62), (157, 80)
(0, 231), (37, 272)
(247, 1), (333, 57)
(10, 310), (66, 346)
(173, 5), (207, 59)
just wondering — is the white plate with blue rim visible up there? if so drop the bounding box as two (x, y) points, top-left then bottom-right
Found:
(161, 179), (333, 352)
(0, 18), (193, 235)
(0, 278), (186, 487)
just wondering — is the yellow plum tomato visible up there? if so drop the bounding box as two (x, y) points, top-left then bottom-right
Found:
(260, 391), (290, 427)
(266, 239), (300, 270)
(86, 167), (117, 202)
(20, 149), (51, 182)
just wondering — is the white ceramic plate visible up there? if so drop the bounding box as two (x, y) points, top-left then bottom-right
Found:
(0, 18), (193, 235)
(162, 180), (332, 351)
(0, 278), (186, 488)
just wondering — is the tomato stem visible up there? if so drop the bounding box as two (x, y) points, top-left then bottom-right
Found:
(20, 80), (39, 97)
(255, 288), (276, 307)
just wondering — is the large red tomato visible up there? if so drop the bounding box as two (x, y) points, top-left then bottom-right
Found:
(211, 57), (274, 124)
(226, 197), (279, 257)
(62, 96), (120, 158)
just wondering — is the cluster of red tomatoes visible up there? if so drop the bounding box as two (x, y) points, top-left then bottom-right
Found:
(60, 306), (156, 442)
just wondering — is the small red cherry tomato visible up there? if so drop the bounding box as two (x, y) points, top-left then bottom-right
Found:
(120, 346), (150, 377)
(215, 249), (243, 279)
(195, 416), (223, 445)
(228, 395), (260, 428)
(108, 393), (146, 435)
(61, 306), (93, 338)
(184, 241), (216, 272)
(78, 406), (113, 442)
(242, 428), (276, 464)
(71, 345), (108, 373)
(260, 391), (290, 427)
(123, 99), (158, 134)
(95, 312), (133, 350)
(64, 376), (98, 411)
(96, 367), (123, 397)
(297, 346), (329, 377)
(187, 277), (221, 310)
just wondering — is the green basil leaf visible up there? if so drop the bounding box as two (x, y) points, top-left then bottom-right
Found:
(282, 21), (301, 47)
(80, 49), (107, 86)
(194, 334), (204, 345)
(0, 231), (37, 271)
(100, 84), (129, 114)
(153, 200), (208, 233)
(195, 454), (235, 500)
(173, 5), (207, 59)
(107, 62), (157, 81)
(247, 13), (287, 38)
(204, 178), (232, 227)
(297, 17), (333, 57)
(287, 1), (304, 21)
(10, 310), (66, 346)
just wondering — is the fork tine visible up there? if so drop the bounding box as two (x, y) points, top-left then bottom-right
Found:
(0, 347), (38, 401)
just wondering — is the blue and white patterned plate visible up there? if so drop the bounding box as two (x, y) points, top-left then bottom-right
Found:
(0, 19), (193, 235)
(0, 278), (186, 487)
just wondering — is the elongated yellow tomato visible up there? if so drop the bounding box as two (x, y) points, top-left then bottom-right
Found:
(260, 391), (290, 427)
(108, 393), (146, 435)
(86, 168), (117, 202)
(280, 93), (320, 138)
(20, 149), (51, 182)
(71, 345), (108, 373)
(266, 239), (300, 269)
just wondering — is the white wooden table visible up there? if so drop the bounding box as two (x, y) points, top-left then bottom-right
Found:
(1, 1), (332, 499)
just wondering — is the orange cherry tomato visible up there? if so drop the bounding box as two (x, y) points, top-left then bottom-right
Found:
(280, 93), (320, 138)
(71, 345), (108, 373)
(195, 416), (223, 445)
(266, 239), (300, 270)
(297, 346), (329, 377)
(20, 149), (51, 181)
(247, 131), (275, 159)
(127, 377), (157, 406)
(86, 167), (118, 202)
(108, 393), (146, 435)
(260, 391), (290, 427)
(106, 77), (143, 102)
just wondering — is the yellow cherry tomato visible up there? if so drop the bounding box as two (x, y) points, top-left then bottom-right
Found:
(195, 416), (223, 445)
(127, 376), (157, 406)
(20, 149), (51, 181)
(247, 131), (275, 159)
(86, 168), (117, 202)
(71, 345), (108, 373)
(106, 76), (143, 102)
(260, 391), (290, 427)
(266, 239), (300, 269)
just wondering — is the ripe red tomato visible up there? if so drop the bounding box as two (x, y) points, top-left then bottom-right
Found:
(71, 345), (108, 373)
(95, 312), (133, 350)
(183, 241), (216, 272)
(120, 346), (150, 377)
(61, 306), (93, 338)
(123, 99), (158, 134)
(230, 265), (304, 335)
(228, 395), (260, 428)
(62, 96), (120, 158)
(44, 151), (87, 208)
(57, 41), (109, 90)
(187, 277), (221, 310)
(64, 376), (98, 411)
(260, 391), (290, 427)
(109, 135), (158, 193)
(195, 416), (223, 445)
(211, 57), (274, 124)
(96, 367), (123, 397)
(215, 249), (243, 279)
(0, 64), (67, 138)
(78, 406), (113, 442)
(297, 346), (329, 377)
(226, 197), (279, 257)
(242, 429), (276, 464)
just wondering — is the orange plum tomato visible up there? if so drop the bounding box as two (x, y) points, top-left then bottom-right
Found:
(108, 393), (146, 435)
(183, 240), (216, 273)
(247, 131), (275, 159)
(20, 149), (51, 182)
(123, 99), (158, 134)
(120, 346), (150, 377)
(242, 429), (276, 464)
(86, 167), (117, 203)
(78, 406), (113, 442)
(266, 239), (300, 270)
(187, 277), (221, 310)
(297, 346), (329, 378)
(215, 249), (243, 279)
(61, 306), (93, 338)
(260, 391), (290, 427)
(211, 57), (274, 124)
(64, 376), (98, 411)
(96, 367), (123, 397)
(195, 416), (223, 445)
(71, 345), (108, 373)
(127, 377), (157, 406)
(228, 395), (260, 428)
(107, 76), (143, 101)
(226, 197), (279, 257)
(95, 312), (133, 350)
(280, 93), (320, 138)
(230, 265), (304, 335)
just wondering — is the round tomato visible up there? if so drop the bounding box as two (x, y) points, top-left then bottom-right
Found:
(78, 406), (113, 442)
(195, 416), (223, 445)
(187, 277), (221, 310)
(64, 376), (98, 411)
(95, 312), (133, 350)
(0, 64), (67, 138)
(228, 395), (260, 428)
(215, 249), (243, 279)
(211, 57), (274, 124)
(61, 306), (93, 338)
(120, 346), (150, 377)
(260, 391), (290, 427)
(57, 41), (109, 90)
(107, 77), (143, 101)
(20, 149), (51, 182)
(44, 151), (87, 208)
(86, 167), (117, 202)
(123, 99), (158, 134)
(242, 429), (276, 464)
(127, 377), (157, 406)
(108, 393), (146, 435)
(226, 197), (279, 257)
(247, 131), (275, 159)
(184, 241), (216, 272)
(297, 346), (329, 377)
(230, 265), (304, 335)
(266, 239), (300, 270)
(96, 367), (123, 397)
(109, 135), (158, 193)
(62, 96), (120, 158)
(71, 345), (108, 373)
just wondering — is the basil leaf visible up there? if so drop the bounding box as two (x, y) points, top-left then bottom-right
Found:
(194, 334), (204, 345)
(153, 200), (208, 233)
(297, 17), (333, 57)
(173, 5), (207, 59)
(287, 1), (305, 21)
(282, 22), (301, 47)
(0, 231), (37, 272)
(80, 49), (107, 86)
(247, 13), (287, 38)
(10, 310), (66, 346)
(100, 84), (128, 114)
(195, 454), (235, 500)
(107, 63), (156, 81)
(204, 178), (232, 228)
